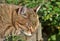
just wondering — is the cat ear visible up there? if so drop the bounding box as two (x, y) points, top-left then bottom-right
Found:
(18, 6), (27, 15)
(33, 5), (42, 13)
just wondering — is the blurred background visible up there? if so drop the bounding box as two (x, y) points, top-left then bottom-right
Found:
(0, 0), (60, 41)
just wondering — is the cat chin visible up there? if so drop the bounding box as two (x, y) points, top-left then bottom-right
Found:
(23, 31), (32, 36)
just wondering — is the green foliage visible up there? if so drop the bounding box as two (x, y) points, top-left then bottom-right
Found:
(39, 0), (60, 27)
(6, 0), (20, 5)
(48, 30), (60, 41)
(5, 0), (43, 7)
(5, 35), (25, 41)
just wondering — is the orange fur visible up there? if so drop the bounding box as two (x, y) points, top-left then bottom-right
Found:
(0, 4), (39, 38)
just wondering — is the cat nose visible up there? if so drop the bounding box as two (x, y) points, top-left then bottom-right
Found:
(29, 26), (34, 33)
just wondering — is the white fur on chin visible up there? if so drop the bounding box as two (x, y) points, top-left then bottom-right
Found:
(23, 31), (32, 36)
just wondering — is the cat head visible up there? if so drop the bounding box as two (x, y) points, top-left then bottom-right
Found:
(14, 5), (41, 36)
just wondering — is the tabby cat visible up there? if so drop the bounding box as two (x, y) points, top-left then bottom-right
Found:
(0, 4), (39, 40)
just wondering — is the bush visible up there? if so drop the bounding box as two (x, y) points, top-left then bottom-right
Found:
(39, 0), (60, 27)
(5, 35), (25, 41)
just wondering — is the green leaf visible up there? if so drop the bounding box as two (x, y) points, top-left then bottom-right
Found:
(56, 2), (60, 5)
